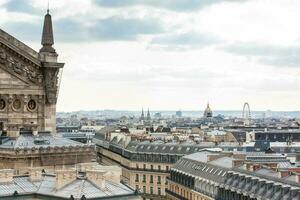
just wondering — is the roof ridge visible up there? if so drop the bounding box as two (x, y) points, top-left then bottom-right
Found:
(0, 28), (40, 61)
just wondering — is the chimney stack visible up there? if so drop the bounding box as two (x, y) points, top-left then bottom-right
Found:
(0, 169), (14, 183)
(86, 170), (106, 190)
(55, 169), (77, 189)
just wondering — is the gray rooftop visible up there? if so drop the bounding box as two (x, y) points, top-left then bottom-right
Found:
(0, 134), (85, 150)
(0, 175), (135, 199)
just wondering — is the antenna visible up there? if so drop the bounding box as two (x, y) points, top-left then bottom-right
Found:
(47, 0), (50, 14)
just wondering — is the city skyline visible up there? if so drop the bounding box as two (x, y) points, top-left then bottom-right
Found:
(1, 0), (300, 111)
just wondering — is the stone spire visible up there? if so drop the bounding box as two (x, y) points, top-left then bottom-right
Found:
(40, 9), (56, 53)
(146, 108), (151, 120)
(140, 108), (145, 120)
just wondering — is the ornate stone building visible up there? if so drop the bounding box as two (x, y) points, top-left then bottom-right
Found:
(0, 10), (63, 137)
(0, 11), (95, 170)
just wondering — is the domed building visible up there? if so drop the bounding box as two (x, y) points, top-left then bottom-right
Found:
(203, 103), (213, 118)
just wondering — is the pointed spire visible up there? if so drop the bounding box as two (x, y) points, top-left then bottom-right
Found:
(147, 108), (151, 120)
(140, 108), (145, 120)
(40, 8), (56, 53)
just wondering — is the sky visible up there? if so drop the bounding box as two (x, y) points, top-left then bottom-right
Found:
(0, 0), (300, 112)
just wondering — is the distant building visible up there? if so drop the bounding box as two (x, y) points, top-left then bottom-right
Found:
(146, 108), (151, 121)
(140, 108), (145, 121)
(154, 112), (162, 118)
(203, 103), (213, 118)
(175, 110), (182, 118)
(247, 130), (300, 142)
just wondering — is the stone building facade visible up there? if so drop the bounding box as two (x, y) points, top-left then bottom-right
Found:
(0, 11), (96, 170)
(0, 11), (63, 137)
(93, 133), (217, 200)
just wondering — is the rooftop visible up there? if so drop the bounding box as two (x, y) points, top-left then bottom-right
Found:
(0, 164), (138, 200)
(0, 134), (86, 150)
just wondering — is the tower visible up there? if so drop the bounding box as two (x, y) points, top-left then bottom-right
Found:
(146, 108), (151, 120)
(140, 108), (145, 120)
(40, 9), (64, 133)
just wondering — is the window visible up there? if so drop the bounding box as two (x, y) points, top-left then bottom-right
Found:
(151, 165), (153, 170)
(136, 185), (139, 190)
(143, 164), (146, 169)
(157, 176), (161, 184)
(150, 187), (153, 194)
(143, 174), (146, 182)
(150, 175), (153, 183)
(143, 186), (146, 193)
(166, 166), (169, 171)
(135, 174), (139, 182)
(158, 187), (161, 195)
(158, 165), (161, 171)
(136, 164), (139, 169)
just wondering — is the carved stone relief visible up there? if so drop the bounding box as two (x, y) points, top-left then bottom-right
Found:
(44, 67), (59, 104)
(0, 46), (43, 85)
(27, 99), (37, 111)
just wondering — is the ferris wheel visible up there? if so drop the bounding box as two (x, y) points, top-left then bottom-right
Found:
(242, 102), (251, 125)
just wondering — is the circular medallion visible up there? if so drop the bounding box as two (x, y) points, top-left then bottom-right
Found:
(27, 99), (37, 111)
(0, 99), (5, 110)
(12, 99), (22, 110)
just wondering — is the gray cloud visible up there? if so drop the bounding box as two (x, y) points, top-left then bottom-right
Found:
(150, 32), (221, 50)
(94, 0), (247, 12)
(90, 16), (165, 40)
(3, 16), (165, 42)
(223, 43), (300, 67)
(4, 0), (42, 15)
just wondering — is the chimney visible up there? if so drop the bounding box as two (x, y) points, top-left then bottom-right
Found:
(207, 154), (226, 162)
(102, 166), (121, 184)
(55, 169), (77, 189)
(295, 173), (300, 182)
(86, 170), (106, 190)
(278, 170), (289, 178)
(29, 168), (43, 182)
(232, 160), (244, 167)
(0, 169), (14, 183)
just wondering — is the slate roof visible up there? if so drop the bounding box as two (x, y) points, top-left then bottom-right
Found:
(172, 151), (300, 187)
(171, 151), (230, 184)
(126, 143), (217, 155)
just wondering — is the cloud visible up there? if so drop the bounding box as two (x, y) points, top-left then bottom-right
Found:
(223, 43), (300, 67)
(90, 16), (165, 41)
(150, 32), (221, 50)
(94, 0), (247, 12)
(2, 16), (165, 42)
(4, 0), (42, 14)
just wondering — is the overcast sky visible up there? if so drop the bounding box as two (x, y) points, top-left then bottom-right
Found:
(0, 0), (300, 112)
